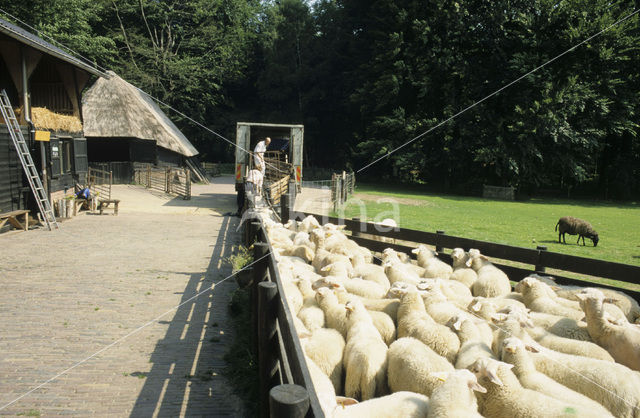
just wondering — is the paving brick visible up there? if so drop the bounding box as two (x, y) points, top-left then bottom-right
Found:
(0, 182), (246, 416)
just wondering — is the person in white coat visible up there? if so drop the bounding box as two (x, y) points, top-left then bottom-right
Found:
(253, 137), (271, 175)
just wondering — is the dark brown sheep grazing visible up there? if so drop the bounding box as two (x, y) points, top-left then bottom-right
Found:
(555, 216), (599, 247)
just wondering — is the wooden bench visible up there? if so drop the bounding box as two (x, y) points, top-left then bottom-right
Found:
(0, 209), (30, 232)
(98, 199), (120, 216)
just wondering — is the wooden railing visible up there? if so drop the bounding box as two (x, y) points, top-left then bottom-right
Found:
(289, 211), (640, 301)
(133, 164), (191, 200)
(243, 219), (324, 418)
(88, 167), (112, 200)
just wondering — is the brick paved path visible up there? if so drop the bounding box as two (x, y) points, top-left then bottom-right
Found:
(0, 181), (246, 416)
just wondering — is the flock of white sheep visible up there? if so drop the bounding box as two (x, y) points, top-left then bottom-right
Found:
(259, 214), (640, 417)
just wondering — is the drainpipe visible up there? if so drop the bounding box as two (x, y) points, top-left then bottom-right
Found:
(21, 48), (49, 198)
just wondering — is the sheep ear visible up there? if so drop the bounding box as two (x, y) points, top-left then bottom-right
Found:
(486, 370), (503, 386)
(416, 282), (431, 291)
(330, 283), (341, 289)
(336, 396), (358, 406)
(469, 381), (487, 393)
(471, 301), (482, 312)
(452, 318), (463, 331)
(491, 313), (508, 323)
(430, 371), (449, 382)
(411, 248), (420, 254)
(336, 225), (347, 230)
(604, 297), (619, 304)
(320, 264), (331, 272)
(503, 342), (517, 354)
(525, 343), (540, 353)
(344, 302), (354, 312)
(575, 293), (588, 302)
(480, 255), (489, 261)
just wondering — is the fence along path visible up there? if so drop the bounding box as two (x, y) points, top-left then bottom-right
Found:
(243, 211), (640, 417)
(291, 211), (640, 301)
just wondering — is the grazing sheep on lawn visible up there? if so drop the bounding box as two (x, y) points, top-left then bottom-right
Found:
(555, 216), (599, 246)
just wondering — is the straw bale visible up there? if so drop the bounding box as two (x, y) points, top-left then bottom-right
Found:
(31, 107), (82, 133)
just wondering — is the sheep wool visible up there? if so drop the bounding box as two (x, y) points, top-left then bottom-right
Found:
(333, 391), (429, 418)
(578, 289), (640, 371)
(387, 337), (453, 397)
(470, 358), (599, 418)
(500, 337), (614, 417)
(343, 300), (389, 401)
(396, 289), (460, 363)
(555, 216), (599, 247)
(427, 369), (485, 418)
(302, 328), (345, 394)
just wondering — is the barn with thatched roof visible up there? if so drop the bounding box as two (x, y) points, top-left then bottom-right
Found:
(82, 71), (199, 182)
(0, 16), (107, 221)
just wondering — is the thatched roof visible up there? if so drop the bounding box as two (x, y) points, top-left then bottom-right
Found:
(82, 71), (198, 157)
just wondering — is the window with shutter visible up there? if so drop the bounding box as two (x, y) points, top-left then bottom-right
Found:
(73, 137), (88, 174)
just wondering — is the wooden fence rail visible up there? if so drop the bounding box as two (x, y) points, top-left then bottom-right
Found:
(289, 211), (640, 301)
(244, 209), (640, 417)
(244, 219), (324, 418)
(133, 164), (191, 200)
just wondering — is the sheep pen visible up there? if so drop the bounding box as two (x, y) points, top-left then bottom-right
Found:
(243, 212), (640, 417)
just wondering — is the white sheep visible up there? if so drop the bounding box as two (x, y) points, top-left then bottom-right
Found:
(313, 275), (387, 300)
(418, 278), (473, 308)
(381, 248), (425, 276)
(499, 304), (592, 341)
(500, 337), (614, 417)
(395, 288), (460, 363)
(515, 276), (585, 320)
(350, 252), (391, 290)
(529, 343), (640, 417)
(470, 357), (603, 418)
(314, 287), (349, 338)
(427, 369), (485, 418)
(333, 391), (430, 418)
(301, 327), (345, 394)
(468, 249), (512, 297)
(343, 299), (389, 400)
(577, 289), (640, 371)
(313, 282), (396, 345)
(449, 316), (496, 370)
(387, 337), (453, 397)
(449, 247), (478, 288)
(295, 278), (325, 331)
(299, 215), (321, 232)
(328, 282), (400, 323)
(412, 244), (453, 279)
(383, 260), (423, 287)
(551, 283), (640, 324)
(491, 312), (614, 361)
(280, 244), (315, 263)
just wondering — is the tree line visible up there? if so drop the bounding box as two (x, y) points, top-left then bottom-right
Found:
(2, 0), (639, 199)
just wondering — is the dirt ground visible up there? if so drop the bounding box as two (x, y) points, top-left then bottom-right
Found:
(0, 176), (246, 417)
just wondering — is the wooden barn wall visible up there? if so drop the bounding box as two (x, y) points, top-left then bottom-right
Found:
(0, 123), (28, 213)
(130, 138), (157, 163)
(48, 134), (87, 193)
(157, 146), (182, 167)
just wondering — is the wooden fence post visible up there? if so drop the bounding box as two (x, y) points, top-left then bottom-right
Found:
(252, 242), (270, 355)
(259, 281), (278, 418)
(269, 384), (310, 418)
(535, 245), (547, 273)
(146, 165), (151, 188)
(436, 230), (446, 253)
(281, 193), (290, 224)
(185, 169), (191, 200)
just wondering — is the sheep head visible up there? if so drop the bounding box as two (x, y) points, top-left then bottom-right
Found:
(470, 358), (512, 387)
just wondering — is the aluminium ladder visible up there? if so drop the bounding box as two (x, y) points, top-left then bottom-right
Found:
(0, 89), (58, 230)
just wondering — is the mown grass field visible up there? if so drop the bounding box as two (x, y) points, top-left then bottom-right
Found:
(336, 183), (640, 268)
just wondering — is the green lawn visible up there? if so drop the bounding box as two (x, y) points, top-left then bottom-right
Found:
(336, 183), (640, 267)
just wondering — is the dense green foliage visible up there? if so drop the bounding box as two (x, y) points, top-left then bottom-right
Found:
(1, 0), (639, 198)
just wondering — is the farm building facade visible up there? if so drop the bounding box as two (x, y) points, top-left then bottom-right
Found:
(0, 17), (107, 217)
(82, 71), (200, 183)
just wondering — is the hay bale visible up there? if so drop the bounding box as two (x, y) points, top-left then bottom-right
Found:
(31, 107), (82, 133)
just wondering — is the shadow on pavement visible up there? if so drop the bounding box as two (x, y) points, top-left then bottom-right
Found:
(130, 215), (245, 417)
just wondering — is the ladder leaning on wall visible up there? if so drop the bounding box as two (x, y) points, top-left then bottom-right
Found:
(0, 89), (58, 230)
